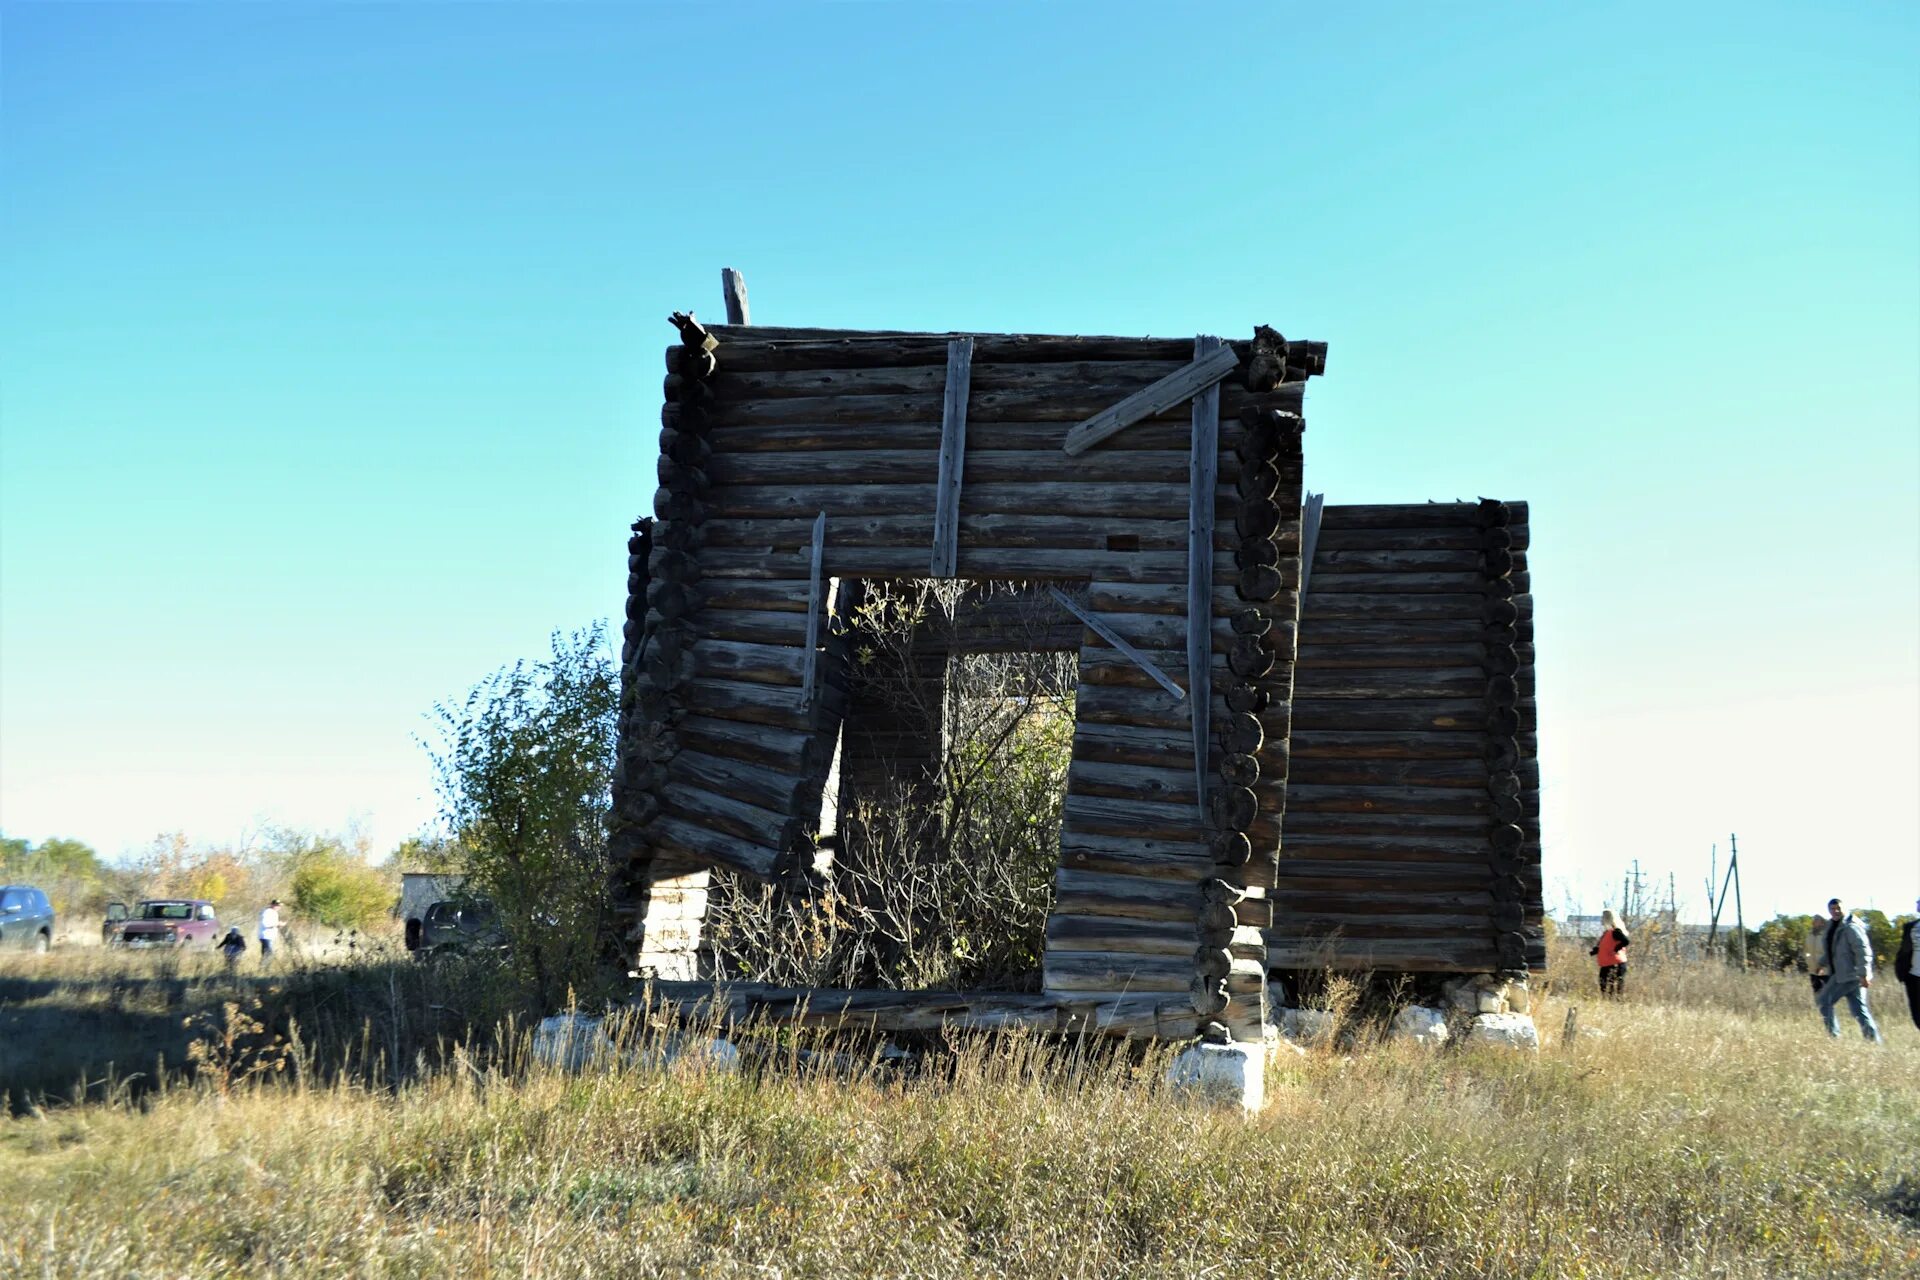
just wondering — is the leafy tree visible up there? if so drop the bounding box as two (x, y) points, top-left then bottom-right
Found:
(1856, 909), (1898, 969)
(430, 626), (618, 1008)
(1749, 914), (1814, 971)
(290, 853), (394, 929)
(387, 834), (460, 873)
(0, 833), (108, 915)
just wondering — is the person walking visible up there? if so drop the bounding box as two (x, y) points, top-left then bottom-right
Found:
(1815, 897), (1881, 1043)
(1589, 908), (1630, 997)
(219, 926), (247, 970)
(1803, 914), (1831, 995)
(257, 898), (282, 966)
(1896, 898), (1920, 1034)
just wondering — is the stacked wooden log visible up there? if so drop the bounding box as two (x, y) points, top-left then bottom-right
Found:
(1272, 502), (1545, 973)
(610, 315), (853, 947)
(1197, 360), (1308, 1041)
(621, 319), (1339, 1034)
(609, 516), (656, 932)
(662, 325), (1320, 588)
(1478, 498), (1535, 975)
(1042, 330), (1316, 1043)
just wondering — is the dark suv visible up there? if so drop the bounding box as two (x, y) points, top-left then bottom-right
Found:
(0, 886), (55, 953)
(417, 898), (504, 956)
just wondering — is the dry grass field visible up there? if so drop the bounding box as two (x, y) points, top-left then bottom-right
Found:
(0, 942), (1914, 1279)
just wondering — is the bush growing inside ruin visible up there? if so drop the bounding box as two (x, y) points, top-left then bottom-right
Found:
(705, 581), (1072, 990)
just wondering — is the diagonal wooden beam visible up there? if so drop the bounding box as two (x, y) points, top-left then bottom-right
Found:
(1047, 587), (1186, 701)
(1061, 341), (1240, 456)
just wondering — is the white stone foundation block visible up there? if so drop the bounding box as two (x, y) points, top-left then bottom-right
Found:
(1279, 1007), (1337, 1046)
(533, 1014), (609, 1071)
(534, 1015), (740, 1074)
(640, 1031), (741, 1074)
(1166, 1041), (1266, 1111)
(1469, 1012), (1540, 1051)
(1391, 1005), (1451, 1047)
(1264, 1024), (1306, 1058)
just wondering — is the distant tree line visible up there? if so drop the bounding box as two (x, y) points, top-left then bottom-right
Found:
(0, 827), (404, 935)
(1739, 910), (1911, 973)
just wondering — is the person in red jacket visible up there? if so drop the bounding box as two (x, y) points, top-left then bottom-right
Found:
(1589, 908), (1631, 997)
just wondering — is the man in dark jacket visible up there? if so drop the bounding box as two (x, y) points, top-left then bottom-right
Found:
(1896, 898), (1920, 1033)
(1816, 898), (1881, 1043)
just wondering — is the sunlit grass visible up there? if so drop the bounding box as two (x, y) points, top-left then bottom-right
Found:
(1, 946), (1913, 1277)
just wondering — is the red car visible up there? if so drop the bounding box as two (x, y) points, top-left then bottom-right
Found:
(107, 899), (223, 949)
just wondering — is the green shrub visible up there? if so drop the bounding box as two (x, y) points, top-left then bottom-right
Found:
(290, 853), (393, 930)
(430, 625), (618, 1009)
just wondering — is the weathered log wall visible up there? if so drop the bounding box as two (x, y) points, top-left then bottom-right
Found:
(616, 319), (1333, 1037)
(1043, 342), (1305, 1043)
(609, 316), (852, 956)
(1271, 501), (1546, 975)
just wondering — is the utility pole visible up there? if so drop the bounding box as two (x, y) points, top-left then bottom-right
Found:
(1730, 832), (1747, 969)
(1707, 842), (1735, 952)
(1705, 842), (1718, 924)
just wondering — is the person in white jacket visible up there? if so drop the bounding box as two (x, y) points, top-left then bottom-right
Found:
(257, 899), (282, 964)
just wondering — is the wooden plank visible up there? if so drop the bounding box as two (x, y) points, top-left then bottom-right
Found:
(695, 324), (1325, 375)
(720, 267), (750, 326)
(694, 415), (1297, 456)
(1314, 524), (1530, 554)
(1312, 570), (1529, 595)
(700, 479), (1273, 522)
(640, 981), (1199, 1039)
(1265, 939), (1503, 973)
(1053, 868), (1204, 922)
(1187, 335), (1221, 821)
(929, 337), (974, 577)
(1061, 341), (1241, 455)
(798, 512), (827, 706)
(1289, 668), (1500, 699)
(1313, 548), (1492, 573)
(1298, 490), (1325, 605)
(1042, 951), (1193, 993)
(688, 382), (1298, 430)
(670, 750), (807, 815)
(1048, 587), (1184, 700)
(645, 815), (779, 881)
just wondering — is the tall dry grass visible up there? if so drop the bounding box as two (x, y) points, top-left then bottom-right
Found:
(1, 945), (1914, 1277)
(0, 941), (528, 1110)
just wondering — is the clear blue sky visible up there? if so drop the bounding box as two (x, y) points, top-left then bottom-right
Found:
(3, 2), (1915, 920)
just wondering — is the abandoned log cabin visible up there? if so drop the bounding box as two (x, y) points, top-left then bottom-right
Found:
(612, 312), (1543, 1043)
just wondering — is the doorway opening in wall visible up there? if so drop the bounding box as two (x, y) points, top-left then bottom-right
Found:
(703, 579), (1078, 993)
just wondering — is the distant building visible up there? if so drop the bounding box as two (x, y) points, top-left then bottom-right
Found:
(398, 871), (467, 951)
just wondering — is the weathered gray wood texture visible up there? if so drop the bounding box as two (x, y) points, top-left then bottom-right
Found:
(929, 337), (973, 577)
(613, 320), (1335, 1037)
(1271, 501), (1545, 975)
